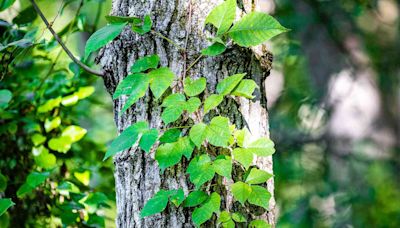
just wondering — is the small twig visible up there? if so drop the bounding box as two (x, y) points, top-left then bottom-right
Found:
(29, 0), (104, 77)
(185, 54), (203, 73)
(151, 30), (184, 51)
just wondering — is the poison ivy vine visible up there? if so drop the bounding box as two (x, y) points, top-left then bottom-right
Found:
(86, 0), (287, 227)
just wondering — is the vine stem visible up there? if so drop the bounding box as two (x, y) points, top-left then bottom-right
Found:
(186, 54), (203, 73)
(151, 30), (184, 51)
(29, 0), (104, 77)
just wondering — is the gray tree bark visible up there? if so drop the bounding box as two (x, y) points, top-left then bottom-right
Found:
(98, 0), (276, 227)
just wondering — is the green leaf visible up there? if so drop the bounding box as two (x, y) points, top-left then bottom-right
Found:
(161, 105), (185, 124)
(103, 121), (149, 161)
(0, 173), (7, 192)
(205, 0), (236, 35)
(204, 94), (223, 114)
(233, 128), (251, 147)
(32, 146), (56, 170)
(85, 22), (127, 59)
(206, 116), (230, 147)
(216, 73), (245, 95)
(189, 123), (207, 148)
(231, 79), (258, 99)
(131, 55), (160, 73)
(0, 89), (12, 109)
(218, 211), (231, 223)
(84, 192), (109, 208)
(37, 97), (61, 113)
(44, 117), (61, 133)
(61, 94), (79, 106)
(245, 168), (272, 184)
(113, 73), (149, 99)
(212, 155), (232, 178)
(120, 75), (151, 113)
(249, 220), (271, 228)
(0, 0), (16, 12)
(139, 128), (159, 153)
(248, 185), (271, 209)
(228, 12), (288, 47)
(231, 181), (252, 205)
(148, 67), (175, 99)
(105, 15), (141, 24)
(31, 133), (46, 146)
(232, 148), (253, 169)
(0, 199), (14, 216)
(183, 191), (208, 207)
(169, 189), (185, 207)
(184, 77), (207, 96)
(12, 5), (37, 25)
(162, 93), (186, 107)
(140, 190), (170, 218)
(187, 154), (215, 188)
(185, 97), (201, 113)
(48, 136), (72, 153)
(74, 170), (90, 186)
(192, 192), (221, 226)
(231, 212), (246, 222)
(61, 125), (87, 142)
(74, 86), (95, 100)
(201, 42), (226, 56)
(159, 129), (181, 143)
(245, 138), (276, 156)
(17, 171), (50, 197)
(155, 137), (194, 169)
(132, 15), (152, 35)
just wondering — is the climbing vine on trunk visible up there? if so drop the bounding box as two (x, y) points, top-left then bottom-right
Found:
(85, 0), (287, 227)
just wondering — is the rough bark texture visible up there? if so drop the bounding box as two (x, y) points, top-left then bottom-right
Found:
(98, 0), (275, 227)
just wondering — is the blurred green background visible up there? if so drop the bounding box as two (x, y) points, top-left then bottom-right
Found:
(0, 0), (399, 227)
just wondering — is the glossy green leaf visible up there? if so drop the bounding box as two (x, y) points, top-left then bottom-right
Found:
(0, 198), (14, 216)
(245, 138), (276, 156)
(201, 42), (226, 56)
(161, 93), (186, 107)
(248, 185), (271, 209)
(218, 211), (231, 223)
(32, 146), (56, 170)
(155, 137), (194, 169)
(169, 189), (185, 207)
(132, 15), (152, 35)
(0, 89), (12, 109)
(44, 117), (61, 133)
(105, 15), (141, 24)
(37, 97), (61, 113)
(231, 181), (252, 205)
(148, 67), (175, 99)
(61, 125), (87, 142)
(187, 154), (215, 188)
(185, 97), (201, 113)
(231, 212), (246, 222)
(204, 94), (223, 114)
(139, 129), (158, 153)
(232, 148), (253, 169)
(131, 55), (160, 73)
(183, 191), (208, 207)
(0, 0), (16, 12)
(113, 73), (149, 99)
(74, 170), (90, 186)
(249, 219), (271, 228)
(216, 73), (245, 95)
(231, 79), (258, 99)
(85, 22), (127, 59)
(212, 155), (232, 178)
(205, 0), (236, 35)
(189, 123), (207, 148)
(103, 121), (149, 161)
(228, 12), (288, 47)
(192, 192), (221, 226)
(61, 94), (79, 106)
(140, 190), (170, 218)
(184, 77), (206, 96)
(159, 129), (181, 143)
(161, 105), (185, 124)
(245, 168), (272, 184)
(48, 136), (72, 153)
(17, 171), (50, 197)
(31, 133), (46, 146)
(206, 116), (230, 147)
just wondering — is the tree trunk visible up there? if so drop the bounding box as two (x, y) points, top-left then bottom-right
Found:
(98, 0), (275, 227)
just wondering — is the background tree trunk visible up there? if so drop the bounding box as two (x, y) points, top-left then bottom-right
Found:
(98, 0), (276, 227)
